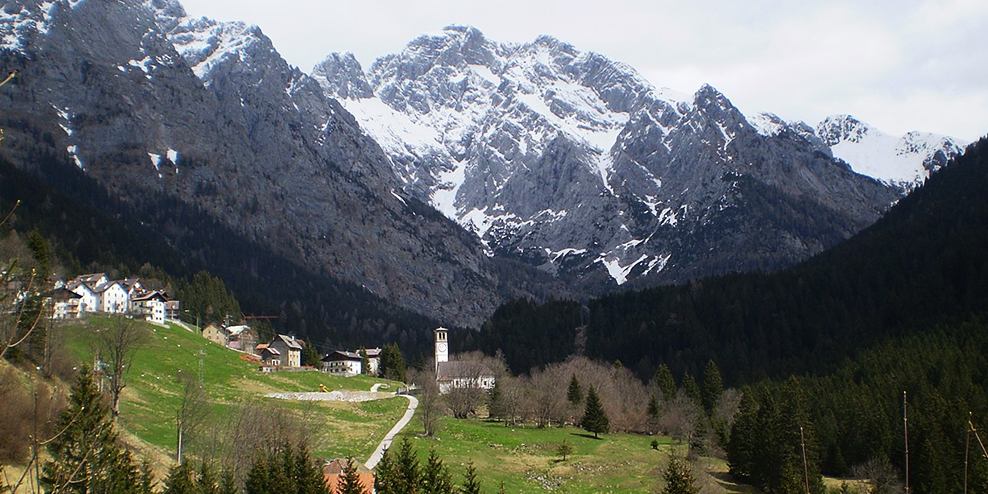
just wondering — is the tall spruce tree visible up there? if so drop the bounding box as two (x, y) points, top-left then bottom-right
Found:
(681, 372), (701, 405)
(662, 455), (699, 494)
(41, 364), (150, 494)
(336, 457), (368, 494)
(701, 360), (723, 416)
(580, 386), (610, 438)
(374, 448), (396, 494)
(567, 374), (583, 405)
(162, 461), (197, 494)
(655, 364), (677, 402)
(394, 437), (420, 494)
(421, 449), (455, 494)
(459, 461), (481, 494)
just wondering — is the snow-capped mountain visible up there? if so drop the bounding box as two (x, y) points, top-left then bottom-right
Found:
(314, 26), (948, 290)
(0, 1), (568, 328)
(815, 114), (966, 191)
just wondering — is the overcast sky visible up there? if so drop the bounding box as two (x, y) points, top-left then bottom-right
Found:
(178, 0), (987, 142)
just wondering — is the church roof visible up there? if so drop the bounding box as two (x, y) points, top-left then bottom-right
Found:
(436, 361), (495, 380)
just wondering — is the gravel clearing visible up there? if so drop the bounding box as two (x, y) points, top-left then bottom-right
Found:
(264, 391), (393, 402)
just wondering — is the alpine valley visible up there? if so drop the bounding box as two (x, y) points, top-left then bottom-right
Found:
(0, 0), (968, 337)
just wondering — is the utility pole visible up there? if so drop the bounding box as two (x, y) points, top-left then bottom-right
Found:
(198, 349), (205, 386)
(966, 412), (972, 494)
(904, 391), (910, 494)
(801, 426), (810, 494)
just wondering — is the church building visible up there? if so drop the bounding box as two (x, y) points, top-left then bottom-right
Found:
(434, 327), (495, 394)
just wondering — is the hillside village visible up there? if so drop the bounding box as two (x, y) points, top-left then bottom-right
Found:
(51, 272), (493, 390)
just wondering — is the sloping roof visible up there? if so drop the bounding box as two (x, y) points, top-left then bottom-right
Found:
(48, 287), (82, 300)
(121, 278), (142, 291)
(322, 350), (360, 362)
(364, 347), (382, 358)
(275, 334), (302, 350)
(131, 290), (167, 302)
(226, 325), (252, 337)
(262, 347), (281, 356)
(437, 361), (495, 380)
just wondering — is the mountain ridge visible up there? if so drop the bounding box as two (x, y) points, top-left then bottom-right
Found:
(314, 25), (963, 291)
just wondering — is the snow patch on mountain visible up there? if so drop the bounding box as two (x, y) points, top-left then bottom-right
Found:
(818, 115), (967, 189)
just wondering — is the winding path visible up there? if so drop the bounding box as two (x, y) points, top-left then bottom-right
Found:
(364, 386), (418, 470)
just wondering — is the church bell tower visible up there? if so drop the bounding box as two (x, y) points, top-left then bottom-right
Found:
(434, 327), (449, 373)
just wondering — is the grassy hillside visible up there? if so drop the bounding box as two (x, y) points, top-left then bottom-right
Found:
(61, 316), (407, 463)
(392, 416), (750, 494)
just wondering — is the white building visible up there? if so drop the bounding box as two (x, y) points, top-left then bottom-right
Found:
(130, 291), (167, 324)
(322, 351), (363, 376)
(99, 281), (129, 314)
(434, 327), (495, 394)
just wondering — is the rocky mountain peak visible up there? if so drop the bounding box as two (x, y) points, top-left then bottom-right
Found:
(817, 114), (869, 146)
(311, 52), (373, 99)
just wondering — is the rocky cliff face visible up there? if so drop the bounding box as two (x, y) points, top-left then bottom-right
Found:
(0, 1), (558, 327)
(315, 26), (961, 291)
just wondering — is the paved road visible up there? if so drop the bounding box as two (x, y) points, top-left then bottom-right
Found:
(364, 392), (418, 470)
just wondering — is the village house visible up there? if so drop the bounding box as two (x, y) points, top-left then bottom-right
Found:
(49, 287), (83, 320)
(98, 280), (128, 314)
(129, 290), (167, 325)
(259, 345), (281, 367)
(266, 334), (303, 368)
(225, 325), (257, 352)
(62, 273), (179, 322)
(320, 347), (381, 376)
(434, 327), (496, 394)
(201, 323), (229, 347)
(321, 351), (362, 376)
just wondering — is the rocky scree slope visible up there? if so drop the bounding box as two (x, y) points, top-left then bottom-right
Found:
(314, 26), (965, 291)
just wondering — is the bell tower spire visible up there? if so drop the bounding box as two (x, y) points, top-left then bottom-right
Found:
(434, 327), (449, 373)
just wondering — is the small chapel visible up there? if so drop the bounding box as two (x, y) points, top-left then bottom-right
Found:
(433, 327), (496, 394)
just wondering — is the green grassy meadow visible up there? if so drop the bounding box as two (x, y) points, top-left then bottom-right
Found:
(60, 317), (760, 492)
(394, 416), (685, 493)
(62, 316), (406, 463)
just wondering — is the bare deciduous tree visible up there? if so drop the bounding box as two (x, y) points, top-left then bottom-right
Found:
(94, 316), (147, 419)
(176, 371), (210, 464)
(410, 365), (445, 436)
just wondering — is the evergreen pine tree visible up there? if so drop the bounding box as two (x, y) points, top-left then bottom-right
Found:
(245, 453), (272, 494)
(421, 449), (455, 494)
(662, 455), (699, 494)
(681, 372), (701, 405)
(459, 461), (481, 494)
(41, 364), (143, 494)
(336, 457), (369, 494)
(219, 468), (239, 494)
(199, 461), (220, 494)
(654, 364), (677, 402)
(647, 395), (660, 421)
(701, 360), (723, 416)
(295, 443), (329, 494)
(487, 377), (506, 423)
(374, 448), (396, 494)
(163, 460), (197, 494)
(301, 339), (322, 367)
(727, 390), (759, 481)
(359, 347), (370, 375)
(138, 461), (157, 494)
(567, 374), (583, 406)
(394, 437), (420, 494)
(580, 386), (610, 438)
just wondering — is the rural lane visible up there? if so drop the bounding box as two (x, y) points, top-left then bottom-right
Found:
(363, 387), (418, 470)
